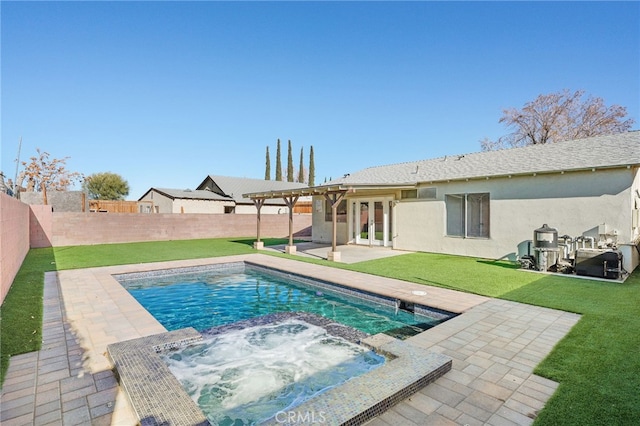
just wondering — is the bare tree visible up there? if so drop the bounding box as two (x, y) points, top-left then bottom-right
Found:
(481, 89), (635, 150)
(17, 148), (83, 204)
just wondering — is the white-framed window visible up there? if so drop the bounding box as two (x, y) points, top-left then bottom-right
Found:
(445, 193), (490, 238)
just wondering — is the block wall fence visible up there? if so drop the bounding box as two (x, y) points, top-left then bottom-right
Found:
(0, 197), (311, 304)
(49, 212), (311, 246)
(1, 194), (30, 304)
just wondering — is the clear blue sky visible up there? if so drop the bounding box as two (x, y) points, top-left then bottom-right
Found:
(2, 1), (638, 200)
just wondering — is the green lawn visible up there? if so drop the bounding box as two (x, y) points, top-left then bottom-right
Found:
(1, 239), (639, 425)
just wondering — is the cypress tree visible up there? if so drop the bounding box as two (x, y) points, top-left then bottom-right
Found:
(265, 146), (271, 180)
(287, 140), (294, 182)
(308, 145), (315, 186)
(275, 139), (282, 181)
(297, 147), (305, 183)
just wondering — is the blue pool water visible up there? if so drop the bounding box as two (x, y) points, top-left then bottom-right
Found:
(117, 264), (449, 338)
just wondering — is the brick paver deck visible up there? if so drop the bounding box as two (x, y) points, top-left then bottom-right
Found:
(1, 253), (580, 425)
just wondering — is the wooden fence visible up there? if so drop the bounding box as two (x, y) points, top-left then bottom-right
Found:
(89, 200), (152, 213)
(293, 201), (312, 214)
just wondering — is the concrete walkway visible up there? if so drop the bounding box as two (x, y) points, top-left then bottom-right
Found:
(0, 253), (580, 425)
(263, 242), (412, 264)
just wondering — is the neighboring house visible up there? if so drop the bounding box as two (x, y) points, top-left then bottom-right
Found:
(196, 175), (309, 214)
(138, 188), (234, 213)
(248, 132), (640, 274)
(139, 175), (308, 214)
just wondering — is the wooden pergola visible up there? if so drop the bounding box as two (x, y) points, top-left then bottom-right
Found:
(243, 185), (349, 260)
(244, 182), (415, 261)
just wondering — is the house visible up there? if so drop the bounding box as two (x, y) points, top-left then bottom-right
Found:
(139, 175), (308, 214)
(246, 132), (640, 274)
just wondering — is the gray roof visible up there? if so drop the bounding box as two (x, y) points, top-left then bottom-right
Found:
(145, 188), (230, 201)
(199, 175), (308, 204)
(330, 132), (640, 186)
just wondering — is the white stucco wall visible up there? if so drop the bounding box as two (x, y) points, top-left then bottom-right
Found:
(312, 196), (350, 244)
(139, 192), (173, 213)
(395, 169), (634, 260)
(171, 199), (232, 214)
(312, 167), (638, 272)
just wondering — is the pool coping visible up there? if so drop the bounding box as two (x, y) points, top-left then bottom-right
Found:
(106, 328), (207, 426)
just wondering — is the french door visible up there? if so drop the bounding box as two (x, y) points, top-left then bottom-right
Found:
(350, 198), (393, 247)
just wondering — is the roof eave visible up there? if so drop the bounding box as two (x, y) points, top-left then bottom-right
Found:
(419, 163), (638, 185)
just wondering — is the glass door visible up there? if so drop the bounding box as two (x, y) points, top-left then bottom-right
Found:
(351, 198), (392, 247)
(355, 201), (369, 244)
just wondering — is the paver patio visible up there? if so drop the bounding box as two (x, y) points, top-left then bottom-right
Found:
(1, 252), (580, 425)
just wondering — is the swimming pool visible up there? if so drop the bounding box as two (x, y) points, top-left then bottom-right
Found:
(108, 260), (456, 425)
(115, 262), (454, 339)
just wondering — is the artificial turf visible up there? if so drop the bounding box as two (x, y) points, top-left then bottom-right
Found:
(0, 248), (55, 381)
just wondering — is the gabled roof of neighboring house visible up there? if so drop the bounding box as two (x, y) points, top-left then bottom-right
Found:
(197, 175), (308, 204)
(329, 131), (640, 186)
(138, 188), (231, 201)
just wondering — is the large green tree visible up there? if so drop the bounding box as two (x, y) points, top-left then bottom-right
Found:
(82, 172), (129, 200)
(481, 89), (635, 150)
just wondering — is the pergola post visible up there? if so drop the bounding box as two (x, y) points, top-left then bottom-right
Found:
(324, 192), (345, 262)
(252, 199), (265, 249)
(283, 195), (299, 254)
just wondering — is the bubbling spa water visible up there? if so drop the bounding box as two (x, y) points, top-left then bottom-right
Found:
(162, 319), (385, 425)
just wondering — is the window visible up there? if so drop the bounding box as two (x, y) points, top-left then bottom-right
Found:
(445, 193), (490, 238)
(401, 189), (417, 199)
(224, 206), (236, 214)
(445, 194), (465, 237)
(418, 187), (437, 199)
(325, 199), (347, 222)
(401, 187), (436, 200)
